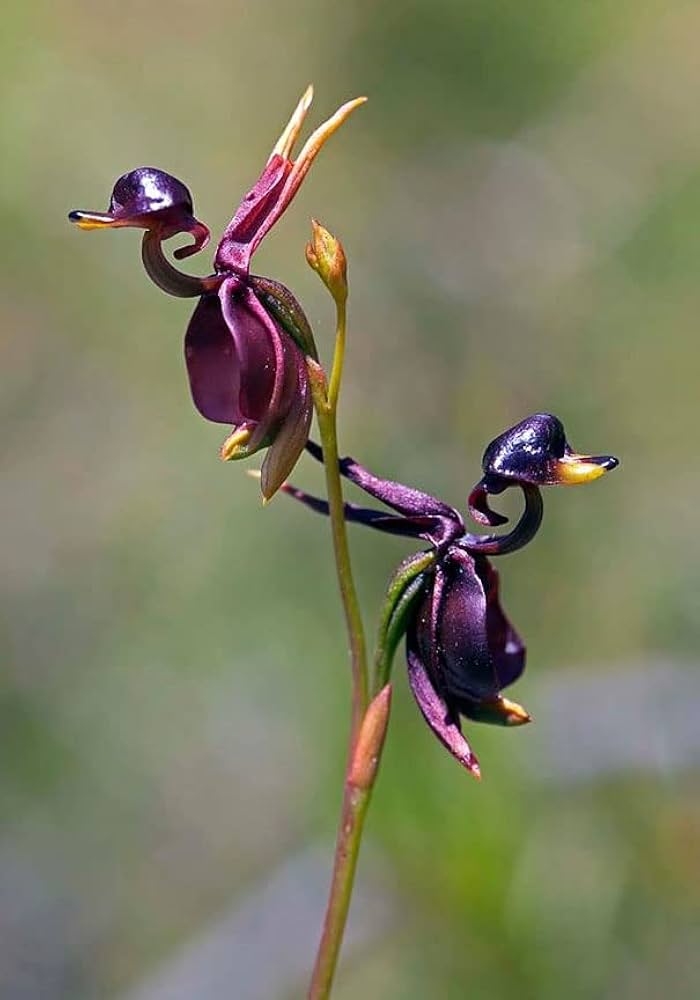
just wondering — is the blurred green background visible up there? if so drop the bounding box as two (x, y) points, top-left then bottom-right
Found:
(2, 1), (699, 997)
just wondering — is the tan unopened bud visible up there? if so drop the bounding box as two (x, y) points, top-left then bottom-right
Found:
(348, 685), (392, 790)
(306, 219), (348, 304)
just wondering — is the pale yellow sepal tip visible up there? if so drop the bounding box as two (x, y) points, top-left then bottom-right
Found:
(292, 95), (367, 174)
(500, 697), (532, 726)
(272, 84), (315, 159)
(220, 426), (252, 461)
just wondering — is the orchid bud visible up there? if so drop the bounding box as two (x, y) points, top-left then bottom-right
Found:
(306, 220), (348, 304)
(348, 685), (392, 791)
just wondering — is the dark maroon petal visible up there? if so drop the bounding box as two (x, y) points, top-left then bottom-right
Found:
(236, 288), (289, 439)
(406, 638), (480, 779)
(184, 293), (242, 424)
(215, 156), (292, 275)
(218, 283), (294, 454)
(418, 548), (499, 703)
(474, 557), (525, 689)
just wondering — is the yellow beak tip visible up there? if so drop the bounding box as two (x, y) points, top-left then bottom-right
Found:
(557, 454), (618, 484)
(68, 211), (115, 230)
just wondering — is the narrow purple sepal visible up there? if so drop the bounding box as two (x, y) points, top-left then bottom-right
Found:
(303, 441), (464, 545)
(215, 156), (292, 276)
(406, 641), (480, 779)
(338, 455), (463, 525)
(279, 477), (443, 538)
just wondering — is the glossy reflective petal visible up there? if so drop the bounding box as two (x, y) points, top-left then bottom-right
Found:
(406, 639), (481, 779)
(417, 549), (497, 702)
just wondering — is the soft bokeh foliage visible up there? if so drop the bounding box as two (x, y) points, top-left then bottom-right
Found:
(1, 1), (698, 997)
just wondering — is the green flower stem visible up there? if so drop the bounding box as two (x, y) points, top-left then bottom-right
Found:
(306, 295), (373, 999)
(308, 685), (391, 1000)
(307, 549), (432, 997)
(309, 783), (372, 1000)
(326, 292), (347, 412)
(307, 328), (368, 739)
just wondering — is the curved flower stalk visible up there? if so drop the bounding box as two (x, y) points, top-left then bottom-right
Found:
(283, 414), (618, 778)
(69, 88), (365, 499)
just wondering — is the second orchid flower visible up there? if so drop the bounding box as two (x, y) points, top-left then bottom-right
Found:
(285, 414), (618, 778)
(69, 88), (365, 499)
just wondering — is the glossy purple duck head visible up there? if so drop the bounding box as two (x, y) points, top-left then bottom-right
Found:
(69, 167), (210, 259)
(468, 412), (619, 527)
(69, 87), (365, 499)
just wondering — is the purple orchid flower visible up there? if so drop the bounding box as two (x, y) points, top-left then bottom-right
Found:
(69, 87), (365, 499)
(284, 414), (618, 778)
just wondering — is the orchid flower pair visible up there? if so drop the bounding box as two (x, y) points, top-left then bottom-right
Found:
(70, 91), (619, 778)
(70, 87), (364, 500)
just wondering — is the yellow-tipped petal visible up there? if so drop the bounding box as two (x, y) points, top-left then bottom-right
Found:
(499, 697), (532, 726)
(289, 95), (367, 187)
(220, 426), (253, 461)
(251, 94), (367, 255)
(464, 695), (532, 727)
(271, 84), (314, 160)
